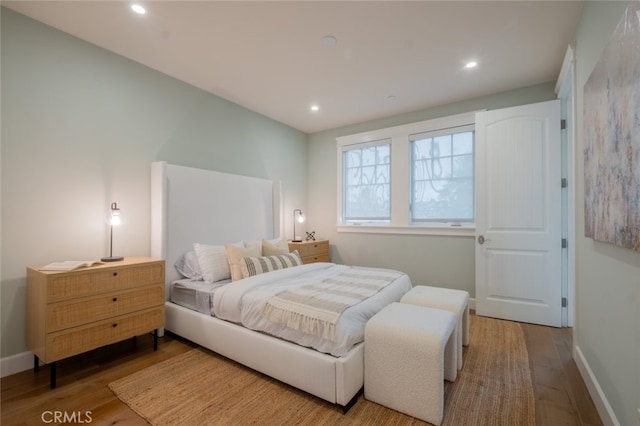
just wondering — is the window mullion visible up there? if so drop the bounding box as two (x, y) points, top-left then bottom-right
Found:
(391, 134), (409, 226)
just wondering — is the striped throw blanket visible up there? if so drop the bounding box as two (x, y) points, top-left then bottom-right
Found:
(262, 267), (403, 342)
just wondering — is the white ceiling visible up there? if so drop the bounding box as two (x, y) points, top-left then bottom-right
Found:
(3, 1), (584, 134)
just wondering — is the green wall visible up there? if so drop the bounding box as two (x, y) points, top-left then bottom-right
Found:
(0, 8), (307, 358)
(573, 2), (640, 425)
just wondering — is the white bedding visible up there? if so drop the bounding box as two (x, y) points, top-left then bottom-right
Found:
(171, 279), (229, 315)
(213, 262), (412, 357)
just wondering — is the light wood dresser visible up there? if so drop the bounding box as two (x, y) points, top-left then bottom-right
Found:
(288, 240), (330, 264)
(26, 256), (165, 388)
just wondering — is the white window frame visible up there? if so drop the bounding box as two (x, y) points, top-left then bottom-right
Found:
(336, 111), (478, 236)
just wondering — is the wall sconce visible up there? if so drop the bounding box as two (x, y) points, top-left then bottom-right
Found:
(101, 202), (124, 262)
(292, 209), (305, 242)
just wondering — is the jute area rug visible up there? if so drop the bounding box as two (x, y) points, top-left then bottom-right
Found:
(109, 315), (535, 425)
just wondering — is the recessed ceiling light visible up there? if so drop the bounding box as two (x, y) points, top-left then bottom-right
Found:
(465, 61), (478, 69)
(131, 4), (146, 15)
(310, 105), (320, 112)
(322, 35), (337, 46)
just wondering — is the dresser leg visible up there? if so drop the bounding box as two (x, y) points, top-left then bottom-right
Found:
(153, 329), (158, 351)
(50, 362), (57, 389)
(34, 355), (40, 372)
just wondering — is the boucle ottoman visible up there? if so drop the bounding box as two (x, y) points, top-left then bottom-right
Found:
(400, 285), (470, 370)
(364, 302), (456, 425)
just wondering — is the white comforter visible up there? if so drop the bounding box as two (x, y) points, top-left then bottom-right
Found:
(213, 262), (412, 357)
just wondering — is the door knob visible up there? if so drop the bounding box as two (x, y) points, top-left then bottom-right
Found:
(477, 235), (490, 244)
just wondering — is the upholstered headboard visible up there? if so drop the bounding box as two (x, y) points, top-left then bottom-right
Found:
(150, 161), (281, 298)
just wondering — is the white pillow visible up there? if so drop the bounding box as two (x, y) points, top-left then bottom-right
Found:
(174, 250), (203, 280)
(225, 242), (261, 281)
(243, 240), (262, 248)
(262, 238), (289, 256)
(241, 251), (302, 278)
(193, 243), (235, 283)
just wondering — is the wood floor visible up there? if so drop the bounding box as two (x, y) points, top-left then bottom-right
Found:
(521, 322), (603, 426)
(1, 320), (602, 426)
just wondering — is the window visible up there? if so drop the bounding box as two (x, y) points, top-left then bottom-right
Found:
(342, 141), (391, 223)
(336, 112), (476, 236)
(410, 126), (475, 223)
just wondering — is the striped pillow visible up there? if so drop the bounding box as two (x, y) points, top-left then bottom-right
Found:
(240, 251), (302, 278)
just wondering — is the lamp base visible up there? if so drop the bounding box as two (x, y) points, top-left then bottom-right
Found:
(291, 239), (302, 242)
(101, 256), (124, 262)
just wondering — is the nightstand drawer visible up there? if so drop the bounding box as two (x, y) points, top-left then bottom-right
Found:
(45, 307), (164, 363)
(46, 285), (164, 332)
(300, 253), (331, 264)
(288, 240), (330, 264)
(294, 240), (329, 258)
(47, 262), (164, 301)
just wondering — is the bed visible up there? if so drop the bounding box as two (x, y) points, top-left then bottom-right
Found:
(150, 161), (411, 409)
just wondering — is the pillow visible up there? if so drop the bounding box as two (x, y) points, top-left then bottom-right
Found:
(262, 238), (289, 256)
(241, 251), (302, 278)
(174, 250), (203, 280)
(225, 242), (261, 281)
(193, 243), (235, 283)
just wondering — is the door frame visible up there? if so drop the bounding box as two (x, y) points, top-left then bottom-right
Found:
(555, 45), (576, 328)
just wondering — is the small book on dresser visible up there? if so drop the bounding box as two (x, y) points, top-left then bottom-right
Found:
(39, 260), (102, 271)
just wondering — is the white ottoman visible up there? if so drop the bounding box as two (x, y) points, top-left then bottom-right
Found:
(364, 302), (456, 425)
(401, 286), (470, 371)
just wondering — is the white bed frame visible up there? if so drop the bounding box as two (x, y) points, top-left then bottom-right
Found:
(150, 161), (363, 409)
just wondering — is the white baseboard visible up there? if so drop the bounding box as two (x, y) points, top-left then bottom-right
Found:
(574, 345), (619, 426)
(1, 350), (37, 378)
(469, 297), (476, 311)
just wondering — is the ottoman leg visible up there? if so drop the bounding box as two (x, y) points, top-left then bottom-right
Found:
(463, 304), (470, 346)
(444, 327), (457, 382)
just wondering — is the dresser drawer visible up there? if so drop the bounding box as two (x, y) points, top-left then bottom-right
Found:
(46, 285), (164, 333)
(47, 262), (164, 301)
(46, 272), (94, 302)
(45, 307), (164, 363)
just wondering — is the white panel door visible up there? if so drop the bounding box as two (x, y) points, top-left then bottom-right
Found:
(475, 100), (562, 327)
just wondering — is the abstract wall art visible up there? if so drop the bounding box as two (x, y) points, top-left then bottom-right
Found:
(584, 1), (640, 251)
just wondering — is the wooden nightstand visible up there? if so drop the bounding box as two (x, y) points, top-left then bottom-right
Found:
(26, 256), (165, 388)
(288, 240), (330, 264)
